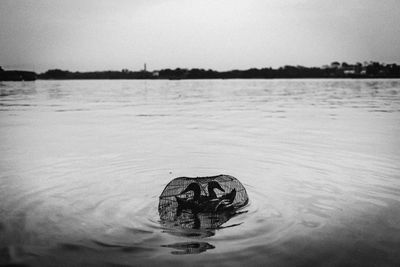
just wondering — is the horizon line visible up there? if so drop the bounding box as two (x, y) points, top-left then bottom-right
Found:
(2, 60), (400, 73)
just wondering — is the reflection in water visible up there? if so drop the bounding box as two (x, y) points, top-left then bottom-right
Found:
(162, 242), (215, 255)
(161, 210), (247, 239)
(0, 82), (36, 98)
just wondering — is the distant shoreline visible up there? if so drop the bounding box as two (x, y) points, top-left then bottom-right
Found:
(1, 62), (400, 81)
(36, 77), (400, 80)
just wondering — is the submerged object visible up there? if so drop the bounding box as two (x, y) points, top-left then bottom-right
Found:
(158, 174), (249, 233)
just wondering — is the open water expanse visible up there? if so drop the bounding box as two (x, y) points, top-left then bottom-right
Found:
(0, 79), (400, 266)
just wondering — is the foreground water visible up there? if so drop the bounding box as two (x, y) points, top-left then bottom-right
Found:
(0, 79), (399, 266)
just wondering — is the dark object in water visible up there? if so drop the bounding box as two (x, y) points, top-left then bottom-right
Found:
(161, 241), (215, 255)
(158, 174), (249, 235)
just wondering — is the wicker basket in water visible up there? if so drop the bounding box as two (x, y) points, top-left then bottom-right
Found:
(158, 174), (249, 230)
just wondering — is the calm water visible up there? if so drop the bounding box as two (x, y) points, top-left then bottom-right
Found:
(0, 79), (400, 266)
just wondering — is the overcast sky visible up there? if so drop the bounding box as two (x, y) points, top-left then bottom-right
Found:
(1, 0), (399, 72)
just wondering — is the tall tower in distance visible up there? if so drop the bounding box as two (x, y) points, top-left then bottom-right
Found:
(144, 63), (147, 72)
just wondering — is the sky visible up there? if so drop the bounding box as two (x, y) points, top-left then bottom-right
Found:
(0, 0), (400, 72)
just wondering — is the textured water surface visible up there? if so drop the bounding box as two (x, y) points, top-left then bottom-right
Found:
(0, 79), (400, 266)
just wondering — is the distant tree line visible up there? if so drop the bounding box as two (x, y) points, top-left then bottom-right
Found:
(38, 69), (153, 80)
(38, 62), (400, 80)
(0, 66), (36, 81)
(1, 62), (400, 81)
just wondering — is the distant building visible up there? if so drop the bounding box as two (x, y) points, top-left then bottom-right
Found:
(344, 69), (355, 75)
(152, 71), (159, 77)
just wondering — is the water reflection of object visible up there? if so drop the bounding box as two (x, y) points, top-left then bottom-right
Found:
(161, 209), (246, 239)
(161, 242), (215, 255)
(158, 175), (249, 238)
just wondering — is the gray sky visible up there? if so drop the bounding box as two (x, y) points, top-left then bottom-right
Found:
(1, 0), (399, 72)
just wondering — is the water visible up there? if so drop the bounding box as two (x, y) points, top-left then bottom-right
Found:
(0, 79), (400, 266)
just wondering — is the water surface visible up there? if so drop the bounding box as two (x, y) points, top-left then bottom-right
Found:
(1, 79), (400, 266)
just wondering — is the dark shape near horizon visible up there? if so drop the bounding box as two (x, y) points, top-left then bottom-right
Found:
(0, 68), (36, 81)
(158, 174), (249, 237)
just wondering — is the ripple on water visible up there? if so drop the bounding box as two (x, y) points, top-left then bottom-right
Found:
(1, 79), (400, 266)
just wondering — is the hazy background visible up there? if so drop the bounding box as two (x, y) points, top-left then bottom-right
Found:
(1, 0), (400, 72)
